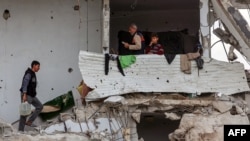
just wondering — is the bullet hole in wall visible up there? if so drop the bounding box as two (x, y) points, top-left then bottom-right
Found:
(11, 54), (13, 56)
(51, 88), (54, 90)
(68, 68), (73, 73)
(50, 50), (53, 53)
(74, 5), (80, 11)
(103, 46), (108, 51)
(3, 9), (10, 20)
(50, 11), (54, 20)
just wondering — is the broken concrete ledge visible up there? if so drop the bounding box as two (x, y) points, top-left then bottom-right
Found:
(79, 50), (250, 101)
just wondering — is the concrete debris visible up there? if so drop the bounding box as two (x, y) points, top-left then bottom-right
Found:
(122, 128), (131, 141)
(199, 106), (213, 115)
(212, 101), (233, 113)
(89, 130), (110, 141)
(146, 106), (174, 113)
(0, 118), (14, 137)
(215, 93), (231, 101)
(169, 128), (186, 141)
(43, 117), (124, 140)
(75, 103), (104, 122)
(59, 113), (74, 122)
(104, 96), (127, 105)
(235, 105), (245, 115)
(128, 98), (212, 107)
(213, 28), (238, 47)
(245, 94), (250, 114)
(1, 92), (249, 141)
(169, 112), (249, 141)
(131, 110), (141, 123)
(164, 112), (181, 120)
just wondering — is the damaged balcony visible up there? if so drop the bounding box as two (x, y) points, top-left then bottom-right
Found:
(79, 51), (249, 100)
(75, 50), (250, 141)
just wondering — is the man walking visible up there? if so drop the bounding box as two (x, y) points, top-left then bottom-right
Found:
(18, 60), (43, 132)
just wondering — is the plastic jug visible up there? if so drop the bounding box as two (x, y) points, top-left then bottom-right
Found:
(19, 102), (31, 116)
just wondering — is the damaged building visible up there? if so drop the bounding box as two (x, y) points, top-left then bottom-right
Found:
(1, 0), (250, 141)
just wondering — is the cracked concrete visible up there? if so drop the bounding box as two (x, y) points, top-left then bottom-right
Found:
(1, 93), (250, 141)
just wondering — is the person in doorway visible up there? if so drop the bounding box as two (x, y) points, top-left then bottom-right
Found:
(145, 32), (164, 55)
(120, 23), (145, 55)
(18, 60), (43, 132)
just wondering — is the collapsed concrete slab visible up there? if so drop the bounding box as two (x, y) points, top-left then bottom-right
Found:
(76, 50), (250, 140)
(79, 51), (249, 101)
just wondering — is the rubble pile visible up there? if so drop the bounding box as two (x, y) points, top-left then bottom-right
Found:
(0, 92), (249, 141)
(0, 118), (13, 137)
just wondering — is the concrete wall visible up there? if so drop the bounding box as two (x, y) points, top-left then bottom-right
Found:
(0, 0), (102, 123)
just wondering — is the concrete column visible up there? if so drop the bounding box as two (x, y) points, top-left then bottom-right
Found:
(102, 0), (110, 54)
(200, 0), (211, 58)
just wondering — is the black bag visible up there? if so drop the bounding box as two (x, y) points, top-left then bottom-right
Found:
(196, 57), (204, 69)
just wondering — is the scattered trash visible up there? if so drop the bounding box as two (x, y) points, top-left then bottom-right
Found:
(39, 91), (75, 121)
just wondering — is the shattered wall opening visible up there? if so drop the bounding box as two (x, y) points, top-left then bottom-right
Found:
(137, 113), (180, 141)
(109, 0), (200, 52)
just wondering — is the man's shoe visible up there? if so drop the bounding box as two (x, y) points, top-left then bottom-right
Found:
(25, 121), (37, 127)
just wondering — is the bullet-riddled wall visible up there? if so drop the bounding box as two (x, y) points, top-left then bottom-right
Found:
(0, 0), (102, 123)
